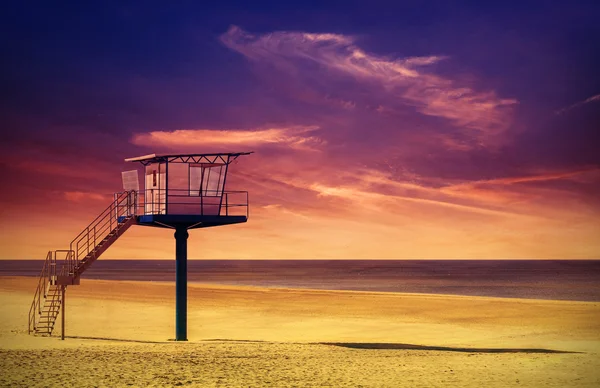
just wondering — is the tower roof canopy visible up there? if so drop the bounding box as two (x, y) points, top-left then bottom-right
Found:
(125, 152), (253, 166)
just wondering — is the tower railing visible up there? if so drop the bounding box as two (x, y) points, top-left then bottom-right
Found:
(133, 189), (249, 217)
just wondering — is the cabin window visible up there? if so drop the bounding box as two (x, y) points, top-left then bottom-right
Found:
(189, 164), (224, 197)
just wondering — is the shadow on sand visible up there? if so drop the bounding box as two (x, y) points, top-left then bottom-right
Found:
(63, 337), (579, 354)
(65, 336), (167, 344)
(320, 342), (579, 354)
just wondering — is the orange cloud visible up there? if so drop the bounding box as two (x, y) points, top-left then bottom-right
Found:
(309, 177), (533, 219)
(131, 126), (324, 151)
(446, 167), (600, 189)
(63, 191), (108, 202)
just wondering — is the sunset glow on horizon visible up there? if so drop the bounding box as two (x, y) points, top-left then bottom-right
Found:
(1, 3), (599, 259)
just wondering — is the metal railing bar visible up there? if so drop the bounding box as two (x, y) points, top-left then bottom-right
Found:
(69, 192), (129, 245)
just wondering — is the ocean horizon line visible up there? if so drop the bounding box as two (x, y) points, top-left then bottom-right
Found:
(2, 259), (599, 302)
(2, 258), (600, 261)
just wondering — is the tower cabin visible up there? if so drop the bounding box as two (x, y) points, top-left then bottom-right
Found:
(122, 152), (251, 227)
(29, 152), (252, 341)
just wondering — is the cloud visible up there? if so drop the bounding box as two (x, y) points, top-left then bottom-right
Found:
(555, 93), (600, 115)
(220, 26), (517, 145)
(445, 167), (600, 190)
(131, 126), (325, 151)
(309, 181), (529, 219)
(288, 164), (599, 222)
(63, 191), (108, 202)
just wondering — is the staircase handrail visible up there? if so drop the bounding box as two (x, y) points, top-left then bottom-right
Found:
(29, 190), (137, 336)
(55, 249), (76, 279)
(68, 191), (137, 269)
(69, 191), (131, 247)
(28, 251), (55, 334)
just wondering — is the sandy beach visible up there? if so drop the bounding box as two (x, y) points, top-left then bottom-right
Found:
(1, 276), (599, 387)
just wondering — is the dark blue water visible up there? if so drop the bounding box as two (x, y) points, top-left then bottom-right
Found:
(2, 260), (600, 302)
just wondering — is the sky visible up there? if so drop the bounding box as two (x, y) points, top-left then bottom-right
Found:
(1, 1), (599, 259)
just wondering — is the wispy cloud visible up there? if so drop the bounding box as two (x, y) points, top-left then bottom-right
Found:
(445, 167), (600, 190)
(220, 26), (517, 145)
(278, 164), (599, 221)
(555, 93), (600, 115)
(309, 181), (532, 219)
(131, 126), (325, 151)
(63, 191), (107, 202)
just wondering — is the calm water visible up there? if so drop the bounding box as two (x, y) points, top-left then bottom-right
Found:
(2, 260), (600, 302)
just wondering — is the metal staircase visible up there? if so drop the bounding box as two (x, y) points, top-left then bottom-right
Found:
(28, 191), (137, 337)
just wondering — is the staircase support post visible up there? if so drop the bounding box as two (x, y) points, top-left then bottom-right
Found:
(61, 286), (65, 340)
(174, 226), (188, 341)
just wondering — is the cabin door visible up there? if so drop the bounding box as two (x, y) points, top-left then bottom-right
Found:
(145, 165), (166, 214)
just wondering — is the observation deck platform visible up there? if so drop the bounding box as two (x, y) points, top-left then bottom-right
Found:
(119, 214), (248, 229)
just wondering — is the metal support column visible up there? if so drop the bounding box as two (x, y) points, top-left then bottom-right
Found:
(174, 226), (188, 341)
(61, 286), (65, 340)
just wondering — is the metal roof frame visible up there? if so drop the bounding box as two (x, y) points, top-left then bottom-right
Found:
(125, 152), (253, 166)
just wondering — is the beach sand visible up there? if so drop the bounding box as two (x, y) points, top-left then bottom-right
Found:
(1, 276), (599, 387)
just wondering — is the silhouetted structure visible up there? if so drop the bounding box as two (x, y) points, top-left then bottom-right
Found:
(29, 152), (252, 341)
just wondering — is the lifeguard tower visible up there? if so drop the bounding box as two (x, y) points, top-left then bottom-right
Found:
(29, 152), (252, 341)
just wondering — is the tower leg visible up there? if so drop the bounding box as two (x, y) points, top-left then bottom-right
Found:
(174, 226), (188, 341)
(61, 286), (65, 340)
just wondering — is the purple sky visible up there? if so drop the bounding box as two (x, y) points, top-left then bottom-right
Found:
(1, 1), (599, 259)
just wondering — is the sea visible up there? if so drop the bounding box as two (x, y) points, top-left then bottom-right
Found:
(2, 260), (600, 302)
